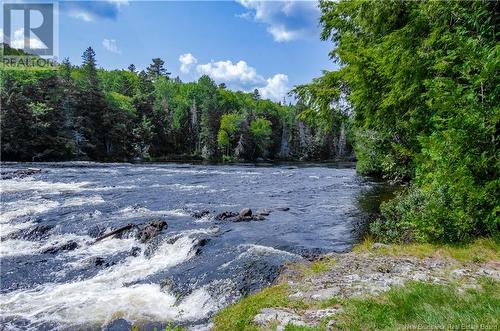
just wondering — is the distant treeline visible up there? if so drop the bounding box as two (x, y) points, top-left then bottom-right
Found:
(0, 44), (350, 162)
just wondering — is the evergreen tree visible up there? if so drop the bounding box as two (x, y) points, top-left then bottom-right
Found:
(147, 58), (170, 80)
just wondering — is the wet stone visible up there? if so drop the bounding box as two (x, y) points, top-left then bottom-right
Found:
(7, 224), (54, 241)
(41, 241), (79, 254)
(191, 210), (210, 219)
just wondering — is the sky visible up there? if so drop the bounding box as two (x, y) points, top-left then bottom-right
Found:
(2, 0), (337, 101)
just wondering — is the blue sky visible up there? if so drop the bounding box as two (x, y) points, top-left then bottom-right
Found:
(4, 1), (337, 101)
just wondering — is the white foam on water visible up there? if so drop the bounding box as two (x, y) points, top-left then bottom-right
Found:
(62, 195), (105, 207)
(0, 178), (92, 194)
(0, 239), (38, 257)
(0, 194), (103, 239)
(0, 221), (35, 238)
(153, 168), (262, 176)
(149, 183), (209, 191)
(85, 184), (138, 192)
(117, 206), (189, 218)
(0, 229), (218, 328)
(219, 244), (301, 269)
(67, 237), (137, 258)
(0, 233), (87, 257)
(0, 199), (60, 224)
(0, 198), (60, 237)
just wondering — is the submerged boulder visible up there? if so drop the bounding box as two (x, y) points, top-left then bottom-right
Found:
(7, 224), (54, 241)
(256, 208), (272, 216)
(2, 168), (43, 179)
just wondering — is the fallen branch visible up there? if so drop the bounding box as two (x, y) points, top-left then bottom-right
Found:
(94, 224), (134, 243)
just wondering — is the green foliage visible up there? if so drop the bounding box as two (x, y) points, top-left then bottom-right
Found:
(297, 0), (499, 243)
(335, 279), (500, 330)
(218, 113), (243, 155)
(105, 92), (135, 114)
(249, 117), (272, 157)
(1, 47), (349, 162)
(217, 130), (230, 149)
(213, 284), (306, 331)
(354, 237), (499, 264)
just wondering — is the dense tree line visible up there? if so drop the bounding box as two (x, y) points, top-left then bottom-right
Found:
(294, 0), (499, 243)
(1, 44), (351, 162)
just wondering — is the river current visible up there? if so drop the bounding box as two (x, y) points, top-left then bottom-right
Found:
(0, 162), (388, 330)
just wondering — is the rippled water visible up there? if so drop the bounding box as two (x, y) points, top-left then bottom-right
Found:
(0, 162), (388, 330)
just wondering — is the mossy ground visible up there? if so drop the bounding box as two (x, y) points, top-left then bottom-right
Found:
(354, 236), (500, 263)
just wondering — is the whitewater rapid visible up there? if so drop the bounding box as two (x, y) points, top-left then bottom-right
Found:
(0, 162), (381, 330)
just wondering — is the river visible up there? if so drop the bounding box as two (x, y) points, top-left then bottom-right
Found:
(0, 162), (391, 330)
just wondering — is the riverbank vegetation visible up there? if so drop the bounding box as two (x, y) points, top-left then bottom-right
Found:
(293, 0), (499, 244)
(0, 44), (350, 163)
(213, 239), (500, 331)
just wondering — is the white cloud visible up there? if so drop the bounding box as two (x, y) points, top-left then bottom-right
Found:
(63, 0), (129, 22)
(1, 28), (47, 49)
(102, 39), (121, 54)
(258, 74), (289, 102)
(179, 53), (198, 73)
(237, 0), (320, 42)
(196, 60), (264, 85)
(188, 56), (289, 102)
(69, 11), (93, 22)
(267, 25), (301, 42)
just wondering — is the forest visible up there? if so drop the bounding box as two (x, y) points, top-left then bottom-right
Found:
(0, 44), (349, 163)
(1, 0), (498, 246)
(294, 0), (498, 244)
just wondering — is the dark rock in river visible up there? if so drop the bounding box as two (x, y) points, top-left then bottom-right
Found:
(216, 209), (267, 222)
(2, 168), (42, 180)
(94, 220), (167, 244)
(89, 257), (106, 267)
(104, 318), (132, 331)
(136, 220), (167, 243)
(42, 240), (79, 254)
(193, 237), (211, 255)
(215, 211), (239, 220)
(276, 207), (290, 211)
(128, 246), (141, 257)
(7, 224), (54, 241)
(191, 210), (210, 219)
(87, 225), (107, 238)
(239, 208), (252, 218)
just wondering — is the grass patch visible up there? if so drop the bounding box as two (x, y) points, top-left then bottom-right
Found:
(334, 278), (500, 330)
(285, 256), (337, 279)
(308, 256), (337, 274)
(212, 284), (307, 331)
(354, 237), (500, 263)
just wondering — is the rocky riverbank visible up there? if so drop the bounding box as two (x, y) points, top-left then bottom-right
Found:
(213, 239), (500, 330)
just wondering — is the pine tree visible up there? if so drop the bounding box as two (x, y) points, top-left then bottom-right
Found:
(75, 47), (108, 159)
(147, 58), (170, 80)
